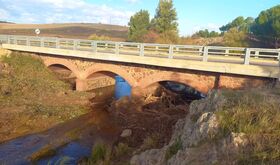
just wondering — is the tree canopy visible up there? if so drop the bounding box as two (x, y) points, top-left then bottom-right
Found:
(251, 5), (280, 47)
(151, 0), (178, 34)
(220, 16), (254, 33)
(192, 29), (220, 38)
(128, 10), (150, 42)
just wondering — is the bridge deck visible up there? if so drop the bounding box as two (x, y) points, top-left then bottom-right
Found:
(0, 35), (279, 78)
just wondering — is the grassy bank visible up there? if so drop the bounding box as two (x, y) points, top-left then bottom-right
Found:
(0, 52), (91, 142)
(217, 88), (280, 164)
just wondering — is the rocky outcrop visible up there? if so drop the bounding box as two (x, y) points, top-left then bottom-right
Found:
(131, 91), (247, 165)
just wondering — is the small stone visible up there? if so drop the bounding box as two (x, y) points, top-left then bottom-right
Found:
(120, 129), (132, 138)
(231, 132), (248, 148)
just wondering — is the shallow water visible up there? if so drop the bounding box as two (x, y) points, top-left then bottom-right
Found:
(0, 83), (202, 165)
(0, 86), (119, 165)
(37, 142), (92, 165)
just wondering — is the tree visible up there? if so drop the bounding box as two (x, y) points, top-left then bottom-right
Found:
(223, 28), (248, 47)
(128, 10), (150, 42)
(220, 16), (253, 33)
(192, 29), (220, 38)
(151, 0), (178, 43)
(251, 5), (280, 48)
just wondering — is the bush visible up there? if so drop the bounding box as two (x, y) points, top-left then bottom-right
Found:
(223, 28), (249, 47)
(88, 34), (112, 41)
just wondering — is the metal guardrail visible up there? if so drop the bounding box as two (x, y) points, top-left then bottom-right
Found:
(0, 34), (279, 67)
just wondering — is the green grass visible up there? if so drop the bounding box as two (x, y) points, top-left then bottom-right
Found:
(165, 137), (183, 161)
(216, 89), (280, 164)
(0, 52), (70, 104)
(113, 143), (131, 158)
(139, 133), (161, 152)
(0, 52), (90, 142)
(82, 143), (112, 165)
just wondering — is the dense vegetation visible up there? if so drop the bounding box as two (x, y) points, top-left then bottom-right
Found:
(128, 0), (179, 43)
(192, 29), (220, 38)
(128, 2), (280, 48)
(220, 5), (280, 48)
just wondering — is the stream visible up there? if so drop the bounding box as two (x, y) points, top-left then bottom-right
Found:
(0, 86), (120, 165)
(0, 82), (204, 165)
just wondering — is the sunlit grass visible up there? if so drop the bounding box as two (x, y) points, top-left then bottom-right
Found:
(217, 89), (280, 164)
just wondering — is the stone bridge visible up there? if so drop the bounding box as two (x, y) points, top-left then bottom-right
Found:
(1, 35), (279, 95)
(41, 54), (270, 94)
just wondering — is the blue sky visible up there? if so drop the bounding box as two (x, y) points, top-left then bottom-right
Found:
(0, 0), (279, 35)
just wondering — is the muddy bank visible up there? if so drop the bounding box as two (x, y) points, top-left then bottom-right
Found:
(0, 53), (93, 143)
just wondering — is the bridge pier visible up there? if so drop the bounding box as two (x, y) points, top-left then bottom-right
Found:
(76, 79), (88, 91)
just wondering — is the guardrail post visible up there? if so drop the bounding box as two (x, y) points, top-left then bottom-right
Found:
(14, 37), (18, 45)
(203, 46), (208, 62)
(225, 49), (229, 56)
(73, 40), (78, 50)
(40, 38), (43, 47)
(93, 41), (97, 53)
(169, 45), (174, 59)
(7, 36), (11, 44)
(26, 37), (30, 46)
(254, 51), (259, 58)
(244, 48), (251, 65)
(139, 44), (144, 56)
(278, 51), (280, 66)
(115, 42), (120, 55)
(56, 38), (60, 49)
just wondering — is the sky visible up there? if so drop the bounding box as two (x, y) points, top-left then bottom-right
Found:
(0, 0), (279, 36)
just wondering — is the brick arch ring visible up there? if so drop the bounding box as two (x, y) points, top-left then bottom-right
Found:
(82, 64), (137, 87)
(138, 72), (213, 94)
(43, 59), (82, 79)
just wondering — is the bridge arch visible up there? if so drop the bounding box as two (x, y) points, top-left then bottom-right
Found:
(138, 72), (213, 94)
(44, 59), (81, 79)
(82, 64), (137, 87)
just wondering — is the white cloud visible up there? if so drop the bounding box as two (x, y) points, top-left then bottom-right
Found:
(0, 0), (134, 25)
(0, 8), (10, 20)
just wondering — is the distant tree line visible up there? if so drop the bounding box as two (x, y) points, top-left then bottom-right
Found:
(192, 29), (220, 38)
(128, 2), (280, 48)
(220, 5), (280, 48)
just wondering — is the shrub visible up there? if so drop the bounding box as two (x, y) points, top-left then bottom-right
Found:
(88, 34), (112, 41)
(223, 28), (249, 47)
(165, 138), (183, 161)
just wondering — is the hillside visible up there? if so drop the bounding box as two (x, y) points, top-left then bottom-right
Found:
(0, 23), (128, 41)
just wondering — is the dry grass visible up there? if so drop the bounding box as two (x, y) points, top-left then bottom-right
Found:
(216, 89), (280, 164)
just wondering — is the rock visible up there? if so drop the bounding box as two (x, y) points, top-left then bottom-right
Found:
(120, 129), (132, 138)
(130, 91), (237, 165)
(231, 132), (248, 148)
